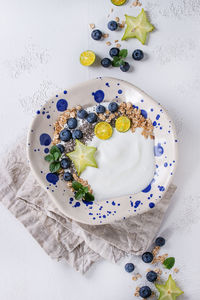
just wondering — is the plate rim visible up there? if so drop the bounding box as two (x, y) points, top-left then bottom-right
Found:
(27, 77), (178, 225)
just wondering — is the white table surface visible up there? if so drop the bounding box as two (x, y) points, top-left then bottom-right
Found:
(0, 0), (200, 299)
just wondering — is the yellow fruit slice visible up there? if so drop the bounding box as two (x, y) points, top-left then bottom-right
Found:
(80, 50), (96, 66)
(95, 122), (113, 140)
(115, 116), (130, 132)
(111, 0), (126, 6)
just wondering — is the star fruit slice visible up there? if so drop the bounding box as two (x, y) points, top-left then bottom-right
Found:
(155, 275), (184, 300)
(67, 140), (97, 176)
(121, 9), (154, 44)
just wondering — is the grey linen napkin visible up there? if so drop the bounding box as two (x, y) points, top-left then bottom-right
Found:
(0, 137), (176, 273)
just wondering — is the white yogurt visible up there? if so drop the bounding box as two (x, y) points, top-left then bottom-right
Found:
(81, 128), (155, 201)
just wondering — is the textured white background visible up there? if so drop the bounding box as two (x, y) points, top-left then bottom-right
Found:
(0, 0), (200, 299)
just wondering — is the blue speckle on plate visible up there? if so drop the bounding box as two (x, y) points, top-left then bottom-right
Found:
(56, 99), (68, 111)
(118, 89), (122, 94)
(149, 202), (155, 208)
(141, 109), (147, 119)
(46, 173), (59, 185)
(142, 184), (151, 193)
(154, 143), (164, 157)
(92, 90), (105, 103)
(73, 202), (81, 208)
(44, 148), (49, 153)
(39, 133), (51, 146)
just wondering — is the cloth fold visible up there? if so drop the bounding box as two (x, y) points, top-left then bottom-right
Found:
(0, 137), (176, 273)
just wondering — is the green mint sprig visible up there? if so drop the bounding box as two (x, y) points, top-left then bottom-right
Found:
(72, 181), (94, 202)
(112, 49), (128, 67)
(163, 257), (175, 269)
(45, 145), (61, 173)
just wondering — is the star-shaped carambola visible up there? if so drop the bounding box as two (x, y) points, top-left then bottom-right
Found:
(121, 9), (154, 44)
(155, 275), (184, 300)
(67, 140), (97, 176)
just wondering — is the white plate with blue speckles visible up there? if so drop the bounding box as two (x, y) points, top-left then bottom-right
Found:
(27, 77), (178, 225)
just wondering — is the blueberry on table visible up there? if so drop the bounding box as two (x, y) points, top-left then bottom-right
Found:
(96, 105), (106, 114)
(101, 58), (112, 68)
(72, 129), (83, 139)
(139, 286), (152, 298)
(132, 49), (144, 61)
(108, 20), (118, 31)
(56, 144), (65, 153)
(63, 172), (73, 181)
(59, 129), (72, 142)
(142, 252), (153, 263)
(67, 118), (78, 129)
(155, 237), (165, 247)
(108, 102), (118, 112)
(77, 109), (88, 119)
(91, 29), (102, 40)
(120, 62), (130, 72)
(87, 113), (98, 123)
(60, 158), (71, 169)
(146, 270), (157, 282)
(124, 263), (135, 273)
(109, 47), (120, 57)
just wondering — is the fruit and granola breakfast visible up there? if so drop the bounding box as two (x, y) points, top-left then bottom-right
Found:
(44, 101), (155, 202)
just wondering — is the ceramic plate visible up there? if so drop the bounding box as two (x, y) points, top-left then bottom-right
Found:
(27, 77), (177, 225)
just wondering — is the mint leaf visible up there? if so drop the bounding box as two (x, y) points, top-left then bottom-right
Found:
(45, 154), (54, 162)
(84, 192), (95, 201)
(163, 257), (175, 269)
(75, 190), (84, 200)
(72, 181), (83, 191)
(112, 59), (122, 67)
(119, 59), (125, 66)
(49, 162), (61, 173)
(119, 49), (128, 58)
(112, 56), (120, 66)
(53, 151), (60, 161)
(82, 186), (89, 193)
(50, 145), (61, 156)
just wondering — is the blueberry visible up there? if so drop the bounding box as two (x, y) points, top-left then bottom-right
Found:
(60, 158), (71, 169)
(109, 47), (120, 57)
(59, 129), (72, 142)
(56, 144), (65, 153)
(120, 62), (130, 72)
(91, 29), (102, 40)
(124, 263), (135, 273)
(101, 58), (112, 68)
(67, 118), (77, 129)
(96, 105), (106, 114)
(87, 113), (98, 123)
(146, 271), (157, 282)
(72, 129), (83, 139)
(77, 109), (88, 119)
(132, 49), (144, 61)
(142, 252), (153, 263)
(139, 286), (152, 299)
(63, 172), (73, 181)
(108, 102), (118, 112)
(108, 20), (118, 31)
(155, 237), (165, 247)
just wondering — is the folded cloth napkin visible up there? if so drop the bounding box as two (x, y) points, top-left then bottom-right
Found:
(0, 136), (176, 273)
